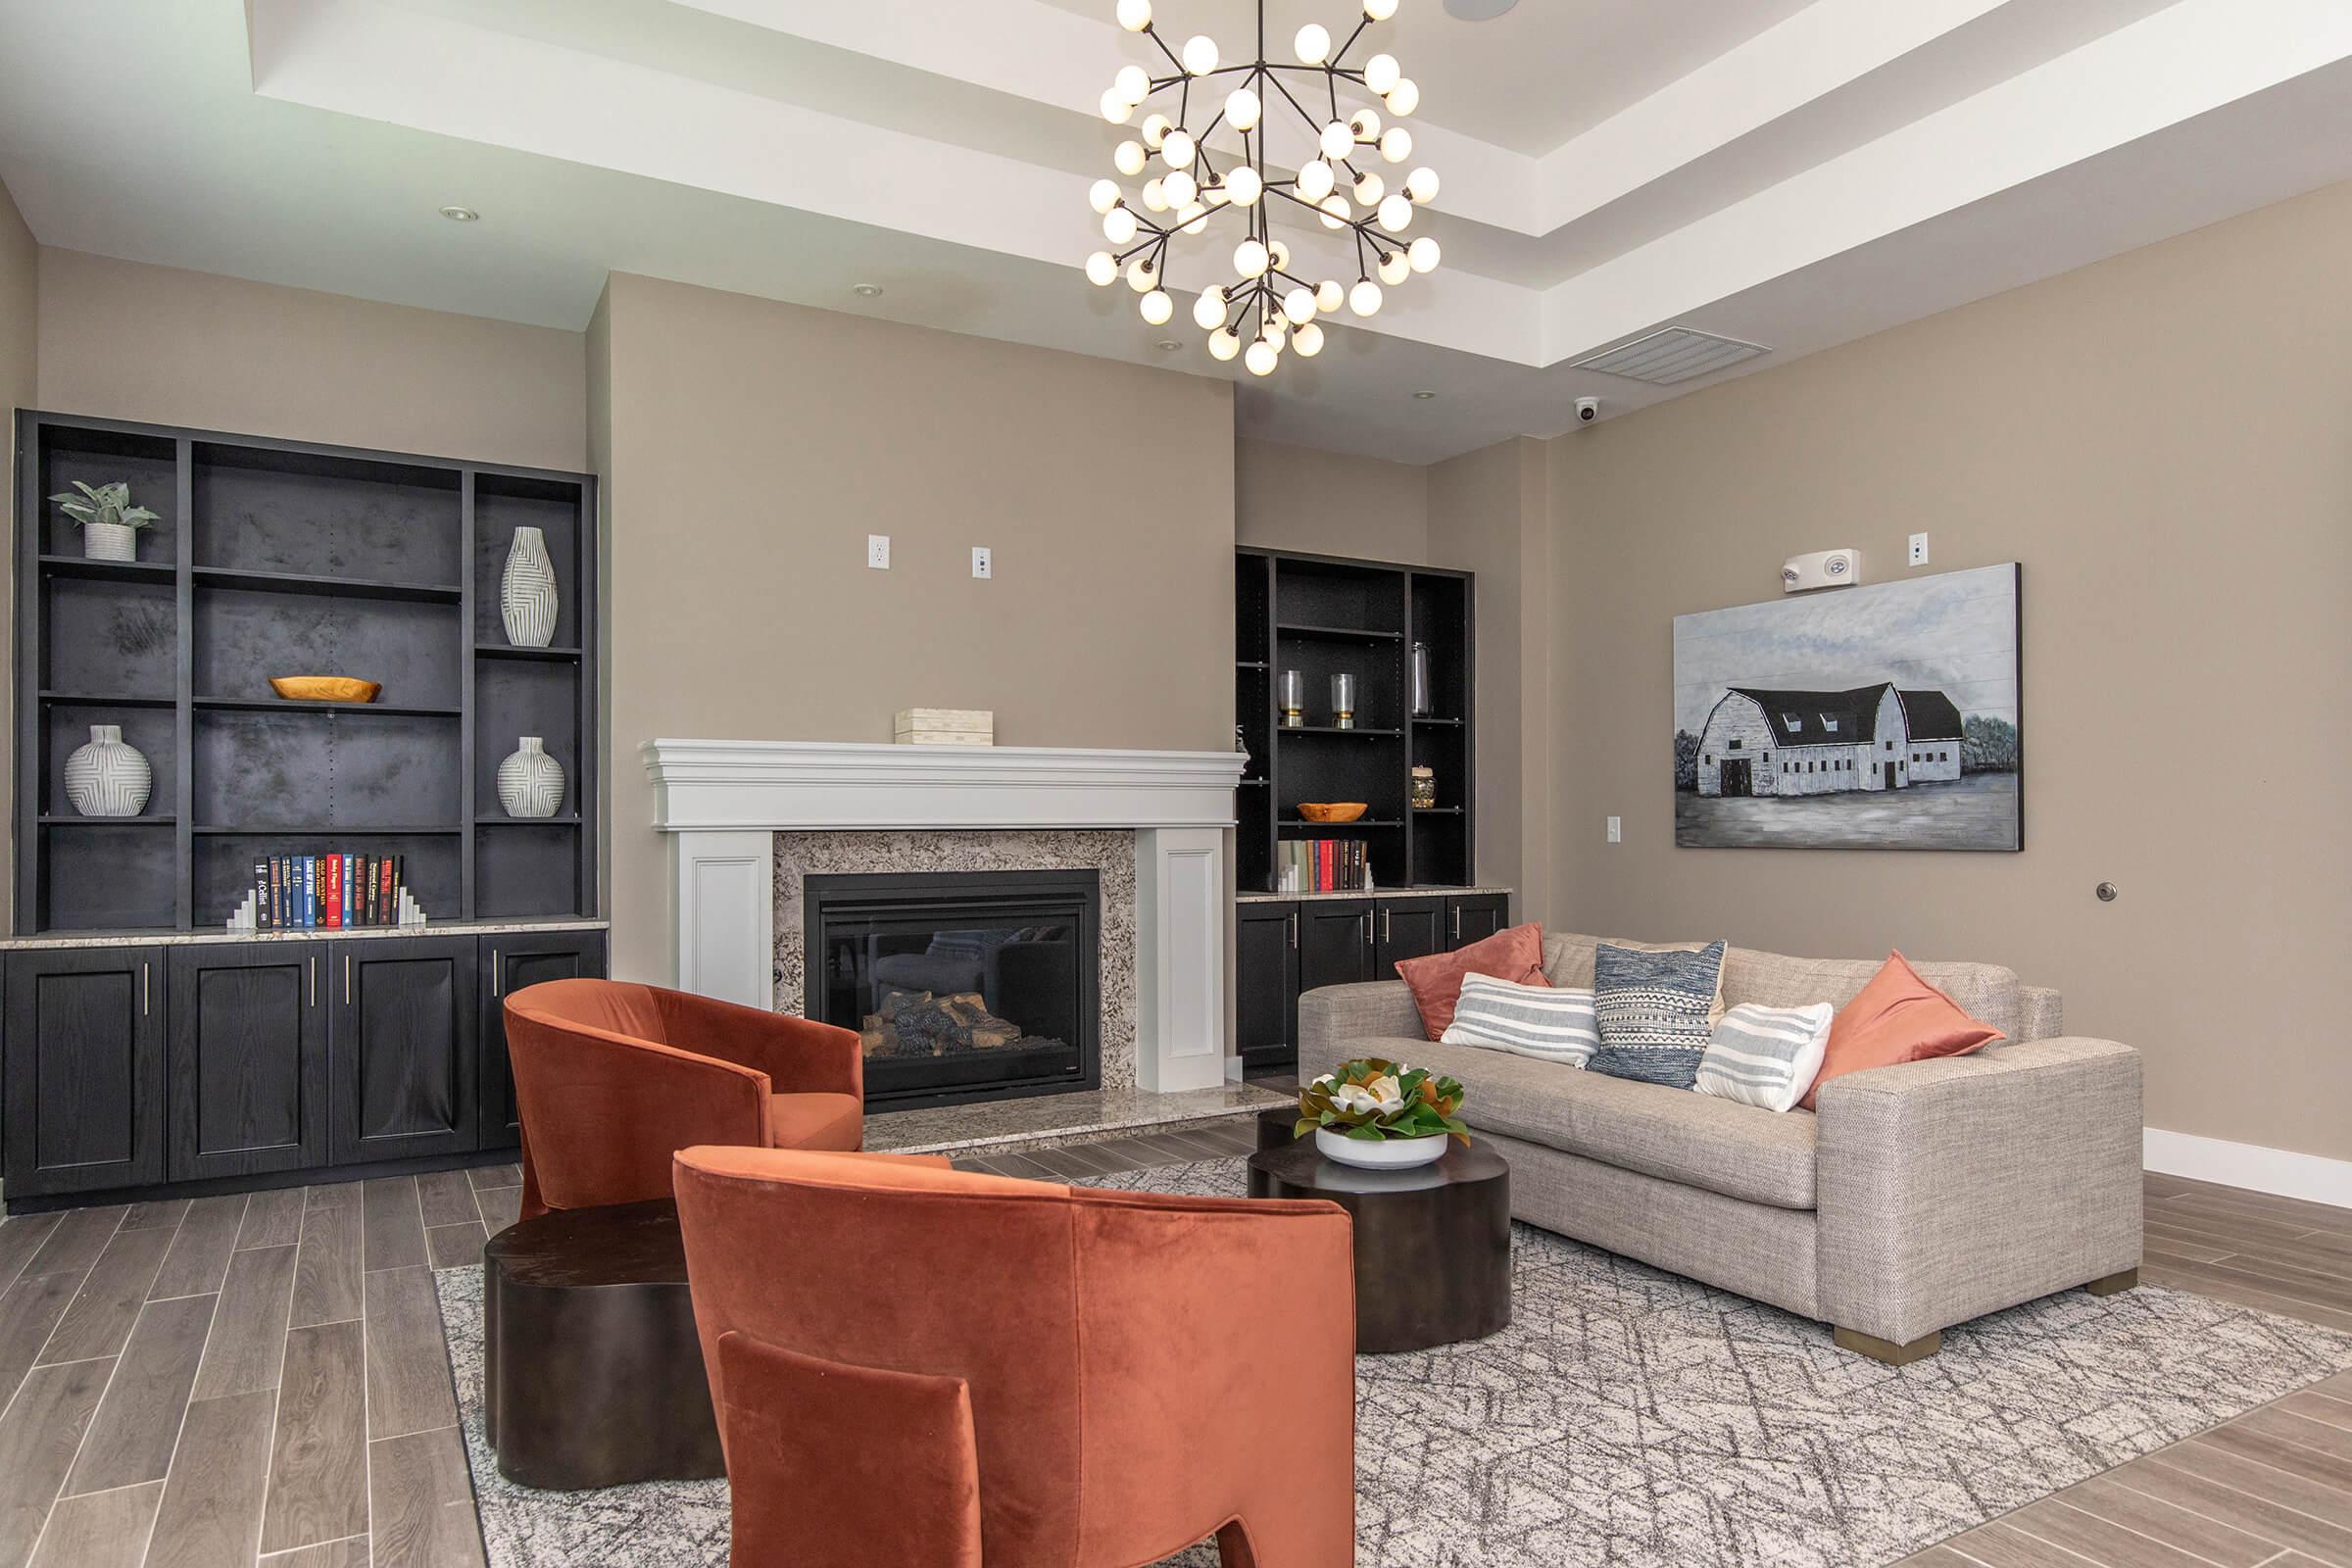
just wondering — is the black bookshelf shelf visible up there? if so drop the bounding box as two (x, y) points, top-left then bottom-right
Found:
(1237, 548), (1475, 893)
(475, 814), (582, 825)
(191, 564), (465, 604)
(17, 410), (601, 933)
(37, 555), (175, 583)
(1411, 807), (1465, 815)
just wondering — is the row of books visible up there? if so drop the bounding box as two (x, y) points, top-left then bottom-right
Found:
(253, 854), (406, 929)
(1276, 838), (1375, 894)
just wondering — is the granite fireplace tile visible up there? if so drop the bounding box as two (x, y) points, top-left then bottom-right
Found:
(773, 829), (1141, 1090)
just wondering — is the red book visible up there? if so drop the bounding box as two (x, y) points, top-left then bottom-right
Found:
(323, 854), (341, 929)
(1318, 839), (1334, 894)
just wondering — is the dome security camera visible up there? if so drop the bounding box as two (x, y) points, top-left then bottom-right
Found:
(1574, 397), (1599, 424)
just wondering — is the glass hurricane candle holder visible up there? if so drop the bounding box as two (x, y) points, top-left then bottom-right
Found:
(1331, 672), (1357, 730)
(1279, 669), (1306, 727)
(1410, 766), (1437, 809)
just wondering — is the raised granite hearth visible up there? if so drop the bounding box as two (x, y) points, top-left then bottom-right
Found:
(774, 828), (1142, 1091)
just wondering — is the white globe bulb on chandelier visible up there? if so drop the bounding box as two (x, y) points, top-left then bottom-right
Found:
(1080, 0), (1442, 377)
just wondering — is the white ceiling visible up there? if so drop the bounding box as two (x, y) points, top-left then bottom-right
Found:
(1, 0), (2348, 464)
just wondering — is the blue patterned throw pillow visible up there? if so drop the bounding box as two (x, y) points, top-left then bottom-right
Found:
(1588, 941), (1728, 1089)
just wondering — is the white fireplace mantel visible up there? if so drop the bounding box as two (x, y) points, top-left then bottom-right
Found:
(642, 739), (1247, 1094)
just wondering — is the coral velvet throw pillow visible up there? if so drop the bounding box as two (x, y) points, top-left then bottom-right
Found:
(1800, 950), (2006, 1109)
(1396, 922), (1548, 1041)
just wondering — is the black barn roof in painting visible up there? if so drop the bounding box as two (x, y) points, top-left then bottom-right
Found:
(1723, 681), (1965, 746)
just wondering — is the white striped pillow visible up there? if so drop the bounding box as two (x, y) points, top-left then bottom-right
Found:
(1441, 975), (1599, 1066)
(1693, 1002), (1835, 1112)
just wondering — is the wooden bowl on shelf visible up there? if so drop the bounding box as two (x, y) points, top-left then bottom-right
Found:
(1297, 802), (1369, 823)
(270, 676), (381, 704)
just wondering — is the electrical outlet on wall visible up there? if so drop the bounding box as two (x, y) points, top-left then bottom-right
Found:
(867, 534), (891, 569)
(972, 546), (992, 579)
(1909, 532), (1930, 567)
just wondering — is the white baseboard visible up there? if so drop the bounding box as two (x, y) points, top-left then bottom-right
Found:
(2143, 1128), (2352, 1209)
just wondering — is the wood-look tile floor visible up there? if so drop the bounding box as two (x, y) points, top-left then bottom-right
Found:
(0, 1165), (519, 1568)
(2, 1148), (2346, 1568)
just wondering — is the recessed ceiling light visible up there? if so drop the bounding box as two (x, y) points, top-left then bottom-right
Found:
(851, 283), (884, 298)
(1443, 0), (1519, 18)
(1411, 389), (1438, 400)
(437, 205), (479, 222)
(1154, 339), (1183, 352)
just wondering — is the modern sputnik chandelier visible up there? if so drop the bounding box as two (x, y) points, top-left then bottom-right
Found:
(1085, 0), (1442, 377)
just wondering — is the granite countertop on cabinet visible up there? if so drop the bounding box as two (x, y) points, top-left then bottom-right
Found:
(1236, 886), (1514, 905)
(0, 918), (611, 952)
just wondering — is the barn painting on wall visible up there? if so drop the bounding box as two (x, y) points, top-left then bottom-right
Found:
(1673, 563), (2021, 851)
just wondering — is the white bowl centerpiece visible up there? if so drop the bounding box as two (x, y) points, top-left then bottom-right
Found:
(1296, 1057), (1470, 1170)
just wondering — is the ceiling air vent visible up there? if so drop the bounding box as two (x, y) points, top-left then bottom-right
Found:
(1570, 326), (1768, 385)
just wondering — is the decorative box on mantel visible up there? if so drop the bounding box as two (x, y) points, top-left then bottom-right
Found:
(641, 739), (1245, 1094)
(895, 709), (993, 746)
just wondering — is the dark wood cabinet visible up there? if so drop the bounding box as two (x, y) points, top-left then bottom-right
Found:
(1297, 899), (1376, 993)
(477, 930), (608, 1150)
(2, 948), (166, 1198)
(1235, 905), (1299, 1069)
(1376, 897), (1447, 970)
(167, 942), (326, 1181)
(1447, 893), (1510, 948)
(330, 936), (477, 1165)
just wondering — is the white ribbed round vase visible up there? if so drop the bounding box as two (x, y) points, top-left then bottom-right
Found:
(65, 724), (153, 817)
(81, 521), (137, 562)
(1314, 1127), (1448, 1170)
(499, 525), (560, 648)
(497, 736), (566, 818)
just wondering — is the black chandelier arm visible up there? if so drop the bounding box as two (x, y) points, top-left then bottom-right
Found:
(1259, 68), (1325, 132)
(1332, 16), (1371, 70)
(1143, 25), (1186, 74)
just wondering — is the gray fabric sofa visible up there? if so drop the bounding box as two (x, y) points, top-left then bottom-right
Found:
(1297, 931), (2143, 1362)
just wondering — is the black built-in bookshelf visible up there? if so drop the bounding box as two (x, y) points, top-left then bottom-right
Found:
(1236, 547), (1474, 892)
(14, 412), (599, 934)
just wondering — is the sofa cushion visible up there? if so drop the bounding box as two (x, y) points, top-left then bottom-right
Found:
(1799, 952), (2004, 1110)
(1343, 1035), (1818, 1210)
(1544, 933), (2023, 1042)
(768, 1092), (864, 1152)
(1588, 941), (1727, 1090)
(1440, 975), (1597, 1066)
(1395, 922), (1548, 1041)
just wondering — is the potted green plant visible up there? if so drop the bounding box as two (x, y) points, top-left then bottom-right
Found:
(49, 481), (161, 563)
(1295, 1056), (1469, 1169)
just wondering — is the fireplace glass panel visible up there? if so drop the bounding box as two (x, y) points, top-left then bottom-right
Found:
(803, 870), (1101, 1107)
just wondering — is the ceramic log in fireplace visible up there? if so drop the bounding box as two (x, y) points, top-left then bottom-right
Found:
(802, 869), (1102, 1108)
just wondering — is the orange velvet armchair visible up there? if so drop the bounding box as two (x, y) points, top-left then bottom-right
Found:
(502, 978), (865, 1220)
(671, 1145), (1358, 1568)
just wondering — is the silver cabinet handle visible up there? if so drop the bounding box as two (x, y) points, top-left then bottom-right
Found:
(141, 961), (150, 1017)
(1451, 906), (1461, 942)
(1382, 907), (1391, 944)
(345, 954), (353, 1004)
(492, 949), (501, 998)
(308, 955), (317, 1007)
(1287, 913), (1298, 951)
(1361, 910), (1372, 948)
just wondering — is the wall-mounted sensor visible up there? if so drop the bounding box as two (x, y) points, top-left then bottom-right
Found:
(1783, 548), (1860, 593)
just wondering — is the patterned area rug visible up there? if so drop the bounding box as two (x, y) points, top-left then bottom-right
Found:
(437, 1156), (2352, 1568)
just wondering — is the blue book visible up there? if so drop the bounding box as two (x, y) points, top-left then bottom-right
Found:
(303, 856), (317, 929)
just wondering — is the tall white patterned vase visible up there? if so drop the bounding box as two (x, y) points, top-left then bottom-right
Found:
(65, 725), (152, 817)
(497, 737), (566, 818)
(500, 525), (560, 648)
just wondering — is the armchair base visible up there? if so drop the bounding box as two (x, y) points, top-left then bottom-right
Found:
(1834, 1325), (1942, 1366)
(2084, 1266), (2140, 1297)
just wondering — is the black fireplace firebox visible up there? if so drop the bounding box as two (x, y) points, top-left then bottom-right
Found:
(802, 869), (1102, 1108)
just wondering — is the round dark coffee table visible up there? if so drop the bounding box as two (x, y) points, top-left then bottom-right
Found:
(483, 1198), (726, 1490)
(1247, 1123), (1511, 1353)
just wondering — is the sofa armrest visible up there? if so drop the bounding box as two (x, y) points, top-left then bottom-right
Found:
(1298, 981), (1425, 1076)
(2018, 985), (2064, 1042)
(1816, 1037), (2141, 1346)
(656, 987), (864, 1099)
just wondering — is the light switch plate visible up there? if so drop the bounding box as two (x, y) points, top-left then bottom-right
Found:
(1909, 532), (1930, 567)
(972, 546), (992, 579)
(1606, 815), (1622, 843)
(867, 534), (891, 569)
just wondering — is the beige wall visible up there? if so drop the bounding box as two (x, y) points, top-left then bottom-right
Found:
(596, 272), (1236, 983)
(1546, 178), (2352, 1163)
(36, 250), (585, 471)
(1236, 436), (1429, 563)
(0, 183), (36, 934)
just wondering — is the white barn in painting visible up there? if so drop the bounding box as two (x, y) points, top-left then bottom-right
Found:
(1694, 683), (1965, 798)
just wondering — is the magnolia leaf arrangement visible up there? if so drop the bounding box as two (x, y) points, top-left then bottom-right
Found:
(48, 481), (161, 532)
(1295, 1056), (1469, 1145)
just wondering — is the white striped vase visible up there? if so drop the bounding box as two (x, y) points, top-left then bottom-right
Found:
(64, 725), (153, 816)
(500, 526), (560, 648)
(497, 737), (566, 818)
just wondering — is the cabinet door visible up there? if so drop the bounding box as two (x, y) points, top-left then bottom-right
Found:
(3, 949), (166, 1198)
(477, 930), (608, 1151)
(329, 937), (477, 1165)
(1447, 894), (1511, 950)
(1235, 905), (1299, 1068)
(1296, 899), (1375, 998)
(167, 943), (327, 1182)
(1375, 898), (1447, 973)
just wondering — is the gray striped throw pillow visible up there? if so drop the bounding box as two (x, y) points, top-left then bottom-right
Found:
(1441, 974), (1598, 1066)
(1588, 940), (1728, 1089)
(1693, 1002), (1835, 1112)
